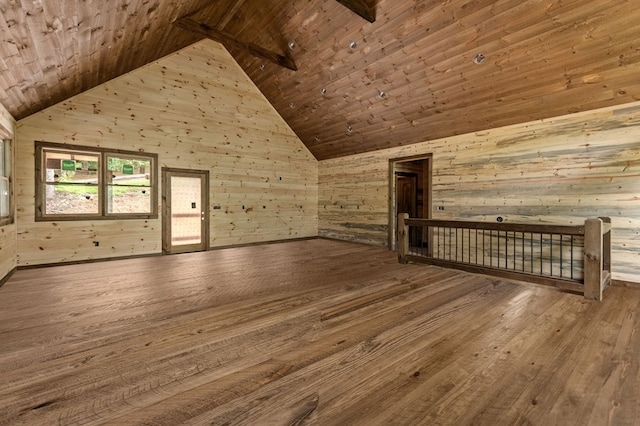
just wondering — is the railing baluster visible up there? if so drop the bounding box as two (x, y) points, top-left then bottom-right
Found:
(513, 232), (517, 270)
(475, 229), (478, 265)
(549, 234), (553, 276)
(560, 234), (563, 278)
(456, 228), (464, 262)
(505, 231), (509, 269)
(570, 235), (574, 280)
(530, 232), (534, 273)
(490, 230), (493, 268)
(483, 230), (486, 266)
(540, 233), (543, 275)
(521, 232), (525, 271)
(496, 230), (500, 269)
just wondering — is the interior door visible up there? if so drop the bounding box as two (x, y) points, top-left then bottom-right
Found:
(396, 174), (417, 218)
(162, 168), (209, 254)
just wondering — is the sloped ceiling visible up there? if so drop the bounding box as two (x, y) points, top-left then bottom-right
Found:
(2, 0), (640, 160)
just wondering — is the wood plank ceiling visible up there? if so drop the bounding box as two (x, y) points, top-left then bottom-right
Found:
(1, 0), (640, 160)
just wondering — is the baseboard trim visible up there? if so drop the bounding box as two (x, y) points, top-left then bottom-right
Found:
(0, 267), (16, 288)
(17, 237), (320, 270)
(611, 279), (640, 289)
(17, 253), (163, 270)
(208, 236), (318, 251)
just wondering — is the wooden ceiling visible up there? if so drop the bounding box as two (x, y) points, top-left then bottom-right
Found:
(2, 0), (640, 160)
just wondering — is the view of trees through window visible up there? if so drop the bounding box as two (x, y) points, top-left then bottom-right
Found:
(44, 150), (100, 214)
(37, 143), (157, 219)
(107, 156), (152, 214)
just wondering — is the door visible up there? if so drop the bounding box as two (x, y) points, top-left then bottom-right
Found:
(396, 173), (417, 218)
(389, 156), (432, 251)
(162, 168), (209, 254)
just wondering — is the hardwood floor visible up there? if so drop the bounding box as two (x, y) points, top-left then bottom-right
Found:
(0, 239), (638, 425)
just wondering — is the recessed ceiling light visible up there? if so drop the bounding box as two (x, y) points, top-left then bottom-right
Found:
(321, 88), (327, 96)
(349, 40), (357, 49)
(288, 40), (296, 50)
(289, 102), (295, 109)
(378, 90), (386, 99)
(346, 125), (353, 133)
(473, 53), (486, 64)
(259, 64), (265, 71)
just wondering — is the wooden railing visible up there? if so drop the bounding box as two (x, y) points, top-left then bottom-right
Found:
(397, 214), (611, 300)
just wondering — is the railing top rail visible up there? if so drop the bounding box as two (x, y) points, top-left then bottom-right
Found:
(404, 218), (585, 236)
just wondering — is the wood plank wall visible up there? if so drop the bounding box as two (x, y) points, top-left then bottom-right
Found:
(15, 40), (318, 266)
(0, 102), (16, 279)
(319, 103), (640, 283)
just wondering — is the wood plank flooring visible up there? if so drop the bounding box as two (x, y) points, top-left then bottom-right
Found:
(0, 239), (638, 425)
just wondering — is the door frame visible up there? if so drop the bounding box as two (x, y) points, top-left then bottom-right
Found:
(162, 167), (210, 254)
(388, 154), (433, 250)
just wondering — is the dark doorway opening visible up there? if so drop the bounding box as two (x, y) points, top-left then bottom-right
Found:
(389, 155), (432, 251)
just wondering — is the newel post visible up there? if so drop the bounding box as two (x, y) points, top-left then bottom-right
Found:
(600, 216), (612, 276)
(584, 218), (603, 301)
(397, 213), (409, 264)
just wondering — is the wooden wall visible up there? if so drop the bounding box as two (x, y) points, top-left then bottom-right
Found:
(319, 102), (640, 283)
(16, 40), (318, 266)
(0, 102), (16, 280)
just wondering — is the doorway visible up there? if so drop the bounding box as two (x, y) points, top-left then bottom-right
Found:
(162, 168), (209, 254)
(389, 155), (432, 251)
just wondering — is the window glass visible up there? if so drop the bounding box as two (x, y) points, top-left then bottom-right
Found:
(43, 150), (100, 215)
(107, 156), (152, 214)
(0, 177), (8, 217)
(36, 142), (157, 220)
(0, 140), (11, 221)
(0, 141), (4, 177)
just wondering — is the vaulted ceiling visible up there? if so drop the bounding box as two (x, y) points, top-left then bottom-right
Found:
(2, 0), (640, 160)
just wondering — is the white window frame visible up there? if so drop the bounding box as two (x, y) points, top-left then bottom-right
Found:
(0, 139), (12, 226)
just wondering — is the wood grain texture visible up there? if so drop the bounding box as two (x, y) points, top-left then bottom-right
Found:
(0, 102), (16, 282)
(4, 1), (640, 160)
(232, 0), (640, 159)
(1, 239), (639, 424)
(174, 16), (297, 70)
(319, 102), (640, 283)
(0, 0), (204, 120)
(15, 40), (318, 266)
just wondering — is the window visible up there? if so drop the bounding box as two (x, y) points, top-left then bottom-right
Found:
(35, 141), (157, 221)
(0, 139), (12, 225)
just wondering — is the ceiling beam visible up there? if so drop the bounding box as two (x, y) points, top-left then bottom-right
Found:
(334, 0), (376, 23)
(174, 16), (297, 71)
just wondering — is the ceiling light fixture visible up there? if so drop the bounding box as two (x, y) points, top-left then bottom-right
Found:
(259, 64), (265, 71)
(346, 125), (353, 134)
(377, 90), (387, 99)
(321, 88), (327, 96)
(288, 40), (296, 50)
(289, 102), (295, 109)
(473, 53), (486, 64)
(349, 40), (357, 49)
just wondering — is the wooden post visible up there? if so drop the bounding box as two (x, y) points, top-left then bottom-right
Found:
(397, 213), (409, 264)
(584, 218), (603, 301)
(600, 217), (612, 275)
